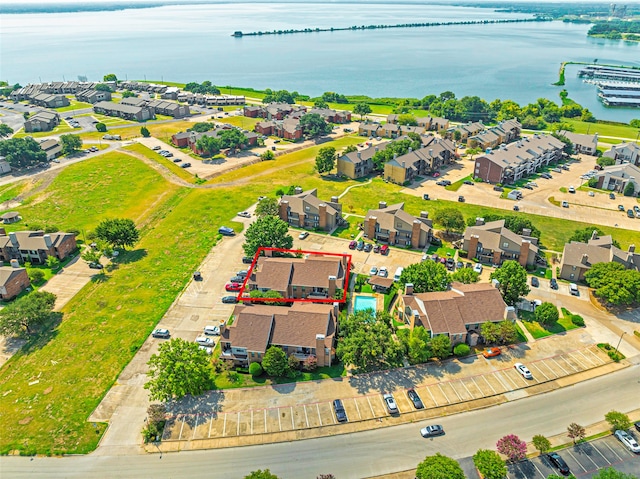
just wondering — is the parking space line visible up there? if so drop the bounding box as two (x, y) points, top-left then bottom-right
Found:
(437, 384), (451, 404)
(304, 405), (309, 428)
(567, 451), (587, 472)
(591, 443), (611, 465)
(537, 360), (558, 378)
(586, 347), (606, 364)
(223, 413), (227, 437)
(367, 396), (375, 415)
(603, 440), (624, 461)
(575, 349), (596, 367)
(531, 460), (546, 478)
(278, 409), (282, 431)
(426, 386), (438, 406)
(208, 415), (213, 438)
(379, 395), (390, 414)
(331, 404), (337, 424)
(290, 407), (295, 429)
(529, 362), (549, 381)
(177, 416), (185, 440)
(551, 357), (569, 375)
(317, 404), (322, 426)
(251, 410), (253, 435)
(559, 355), (579, 372)
(459, 379), (474, 398)
(481, 375), (497, 395)
(470, 377), (484, 397)
(566, 352), (586, 371)
(264, 410), (267, 433)
(448, 382), (463, 402)
(237, 412), (241, 436)
(354, 398), (362, 419)
(493, 371), (511, 391)
(502, 371), (521, 389)
(192, 415), (199, 439)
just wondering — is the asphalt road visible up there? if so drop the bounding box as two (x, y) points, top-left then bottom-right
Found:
(4, 364), (639, 479)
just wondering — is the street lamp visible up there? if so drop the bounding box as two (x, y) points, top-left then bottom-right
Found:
(614, 331), (627, 357)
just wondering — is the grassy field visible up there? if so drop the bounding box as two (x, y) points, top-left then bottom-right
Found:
(0, 181), (28, 204)
(213, 363), (346, 389)
(564, 119), (640, 140)
(79, 120), (193, 142)
(219, 115), (261, 129)
(123, 143), (196, 183)
(55, 100), (93, 112)
(519, 310), (579, 339)
(13, 123), (76, 138)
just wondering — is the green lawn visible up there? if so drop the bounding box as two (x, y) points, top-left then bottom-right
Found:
(0, 181), (27, 204)
(13, 123), (76, 138)
(213, 363), (346, 389)
(445, 175), (473, 192)
(331, 217), (361, 239)
(55, 100), (93, 112)
(519, 310), (579, 339)
(220, 115), (261, 129)
(79, 120), (194, 142)
(564, 119), (640, 140)
(123, 143), (196, 183)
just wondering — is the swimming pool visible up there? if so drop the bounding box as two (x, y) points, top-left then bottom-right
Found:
(353, 295), (377, 312)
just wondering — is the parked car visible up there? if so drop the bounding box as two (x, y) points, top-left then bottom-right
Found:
(363, 243), (373, 252)
(152, 328), (170, 339)
(614, 430), (640, 453)
(550, 278), (558, 290)
(378, 266), (388, 277)
(380, 244), (389, 255)
(514, 362), (533, 379)
(610, 193), (616, 200)
(463, 180), (474, 186)
(373, 244), (381, 253)
(493, 185), (504, 192)
(627, 209), (635, 218)
(195, 336), (214, 347)
(436, 180), (447, 186)
(349, 240), (357, 250)
(618, 205), (626, 211)
(236, 270), (248, 278)
(456, 261), (463, 269)
(531, 276), (539, 287)
(225, 282), (242, 291)
(242, 256), (254, 264)
(204, 325), (220, 336)
(230, 276), (244, 283)
(152, 145), (161, 150)
(569, 283), (579, 296)
(333, 399), (348, 423)
(199, 346), (213, 355)
(407, 389), (424, 409)
(88, 262), (103, 269)
(238, 211), (251, 218)
(218, 226), (235, 236)
(369, 266), (378, 275)
(356, 240), (365, 251)
(634, 421), (640, 432)
(521, 184), (533, 190)
(473, 263), (483, 274)
(181, 162), (191, 168)
(383, 394), (399, 414)
(562, 201), (569, 208)
(446, 258), (455, 271)
(552, 167), (562, 173)
(482, 347), (501, 358)
(458, 195), (465, 202)
(193, 271), (202, 281)
(420, 425), (444, 438)
(513, 205), (520, 211)
(173, 158), (182, 162)
(221, 296), (238, 304)
(165, 152), (173, 157)
(568, 186), (575, 193)
(547, 452), (570, 475)
(298, 231), (309, 240)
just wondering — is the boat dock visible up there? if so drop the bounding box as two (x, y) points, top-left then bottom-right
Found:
(578, 65), (640, 108)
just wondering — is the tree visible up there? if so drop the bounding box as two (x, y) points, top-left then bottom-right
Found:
(532, 434), (551, 455)
(315, 146), (336, 175)
(260, 149), (275, 161)
(142, 403), (166, 443)
(46, 255), (60, 270)
(405, 326), (431, 364)
(534, 302), (559, 325)
(300, 113), (331, 138)
(95, 122), (107, 132)
(397, 114), (417, 126)
(490, 260), (530, 306)
(242, 215), (293, 257)
(398, 261), (449, 293)
(94, 218), (140, 249)
(244, 470), (280, 479)
(218, 128), (248, 150)
(0, 137), (47, 168)
(496, 434), (527, 462)
(122, 90), (136, 98)
(453, 343), (470, 356)
(433, 208), (465, 234)
(191, 122), (214, 133)
(415, 453), (465, 479)
(430, 334), (452, 360)
(249, 362), (263, 377)
(147, 403), (166, 424)
(0, 291), (56, 337)
(95, 83), (113, 92)
(473, 449), (507, 479)
(353, 102), (372, 120)
(195, 135), (221, 157)
(605, 410), (631, 431)
(592, 468), (639, 479)
(568, 226), (606, 244)
(343, 144), (357, 154)
(60, 134), (82, 156)
(263, 89), (295, 104)
(28, 268), (45, 284)
(313, 99), (328, 109)
(255, 197), (279, 217)
(248, 289), (286, 305)
(0, 123), (14, 138)
(140, 126), (150, 138)
(103, 73), (118, 82)
(144, 338), (212, 401)
(623, 181), (635, 197)
(82, 248), (102, 264)
(23, 112), (30, 121)
(262, 346), (289, 377)
(567, 422), (585, 444)
(630, 119), (640, 128)
(449, 268), (479, 284)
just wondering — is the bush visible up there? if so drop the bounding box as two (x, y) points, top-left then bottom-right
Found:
(95, 122), (107, 132)
(458, 249), (468, 258)
(249, 362), (263, 377)
(571, 314), (585, 327)
(28, 269), (45, 284)
(453, 343), (470, 357)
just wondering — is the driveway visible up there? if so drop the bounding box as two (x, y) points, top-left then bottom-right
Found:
(40, 255), (98, 310)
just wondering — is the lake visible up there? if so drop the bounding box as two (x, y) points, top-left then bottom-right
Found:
(1, 2), (639, 121)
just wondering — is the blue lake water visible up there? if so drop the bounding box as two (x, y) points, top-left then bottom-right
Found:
(1, 2), (639, 121)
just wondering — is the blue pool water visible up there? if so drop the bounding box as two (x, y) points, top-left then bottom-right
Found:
(353, 295), (377, 313)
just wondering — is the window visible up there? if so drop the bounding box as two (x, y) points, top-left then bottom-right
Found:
(502, 242), (509, 248)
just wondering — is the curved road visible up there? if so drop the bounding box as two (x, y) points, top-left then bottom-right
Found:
(4, 364), (639, 479)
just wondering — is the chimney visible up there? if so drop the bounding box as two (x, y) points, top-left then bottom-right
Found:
(0, 227), (5, 236)
(330, 196), (339, 204)
(475, 217), (485, 226)
(9, 231), (18, 246)
(429, 149), (433, 157)
(629, 244), (635, 253)
(420, 211), (429, 219)
(405, 283), (414, 295)
(408, 147), (412, 153)
(315, 334), (327, 367)
(357, 152), (361, 159)
(219, 323), (226, 335)
(294, 187), (303, 195)
(591, 230), (599, 240)
(328, 275), (337, 298)
(44, 234), (52, 249)
(378, 201), (387, 209)
(10, 259), (20, 268)
(522, 228), (532, 237)
(581, 254), (589, 265)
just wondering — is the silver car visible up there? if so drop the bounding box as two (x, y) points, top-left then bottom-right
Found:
(614, 430), (640, 453)
(383, 393), (399, 414)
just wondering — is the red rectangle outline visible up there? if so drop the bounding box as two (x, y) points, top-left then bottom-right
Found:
(235, 246), (351, 304)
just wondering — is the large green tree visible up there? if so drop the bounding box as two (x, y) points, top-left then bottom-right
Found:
(415, 453), (465, 479)
(473, 449), (507, 479)
(244, 470), (281, 479)
(585, 263), (640, 306)
(0, 123), (14, 138)
(300, 113), (331, 138)
(605, 410), (631, 431)
(94, 218), (140, 250)
(398, 261), (449, 293)
(145, 338), (212, 401)
(60, 134), (82, 156)
(195, 135), (221, 156)
(532, 434), (551, 455)
(433, 208), (465, 234)
(568, 226), (618, 247)
(218, 128), (248, 150)
(534, 302), (559, 325)
(481, 321), (519, 345)
(0, 137), (47, 168)
(255, 197), (279, 217)
(0, 291), (56, 337)
(490, 260), (530, 306)
(449, 268), (480, 284)
(261, 346), (289, 377)
(353, 102), (372, 120)
(315, 146), (336, 175)
(405, 326), (431, 364)
(242, 215), (293, 257)
(429, 334), (452, 360)
(592, 468), (639, 479)
(103, 73), (118, 82)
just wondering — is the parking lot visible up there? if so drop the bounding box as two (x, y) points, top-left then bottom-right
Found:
(508, 434), (640, 478)
(161, 344), (612, 442)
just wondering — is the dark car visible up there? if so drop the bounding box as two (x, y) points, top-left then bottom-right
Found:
(219, 226), (235, 236)
(609, 193), (616, 200)
(550, 278), (558, 290)
(373, 244), (381, 253)
(513, 205), (520, 211)
(242, 256), (254, 264)
(531, 276), (539, 287)
(420, 425), (444, 438)
(446, 258), (455, 271)
(458, 195), (465, 202)
(627, 209), (635, 218)
(88, 262), (103, 269)
(333, 399), (348, 423)
(463, 180), (474, 186)
(363, 243), (373, 252)
(221, 295), (238, 304)
(193, 271), (202, 281)
(635, 421), (640, 432)
(407, 388), (424, 409)
(547, 452), (570, 475)
(152, 328), (170, 339)
(181, 162), (191, 168)
(456, 261), (463, 269)
(356, 240), (364, 251)
(522, 184), (533, 190)
(493, 185), (504, 192)
(173, 158), (182, 163)
(230, 275), (244, 283)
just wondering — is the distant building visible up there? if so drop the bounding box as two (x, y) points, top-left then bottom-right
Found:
(75, 89), (112, 104)
(557, 130), (598, 156)
(0, 266), (31, 301)
(0, 230), (77, 265)
(24, 111), (60, 133)
(383, 138), (457, 185)
(602, 142), (640, 166)
(39, 139), (62, 161)
(337, 142), (390, 179)
(278, 188), (345, 232)
(29, 93), (69, 109)
(462, 218), (539, 267)
(93, 101), (155, 122)
(594, 162), (640, 195)
(364, 202), (432, 249)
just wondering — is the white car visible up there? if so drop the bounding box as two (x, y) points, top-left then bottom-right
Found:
(298, 231), (309, 240)
(383, 393), (398, 414)
(203, 325), (220, 336)
(369, 266), (378, 275)
(199, 346), (213, 355)
(237, 211), (251, 218)
(614, 430), (640, 453)
(378, 266), (388, 277)
(473, 263), (483, 274)
(195, 336), (214, 347)
(514, 362), (533, 380)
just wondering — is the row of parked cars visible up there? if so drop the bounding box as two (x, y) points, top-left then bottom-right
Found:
(348, 240), (389, 255)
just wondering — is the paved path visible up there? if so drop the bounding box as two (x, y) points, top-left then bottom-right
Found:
(338, 178), (372, 199)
